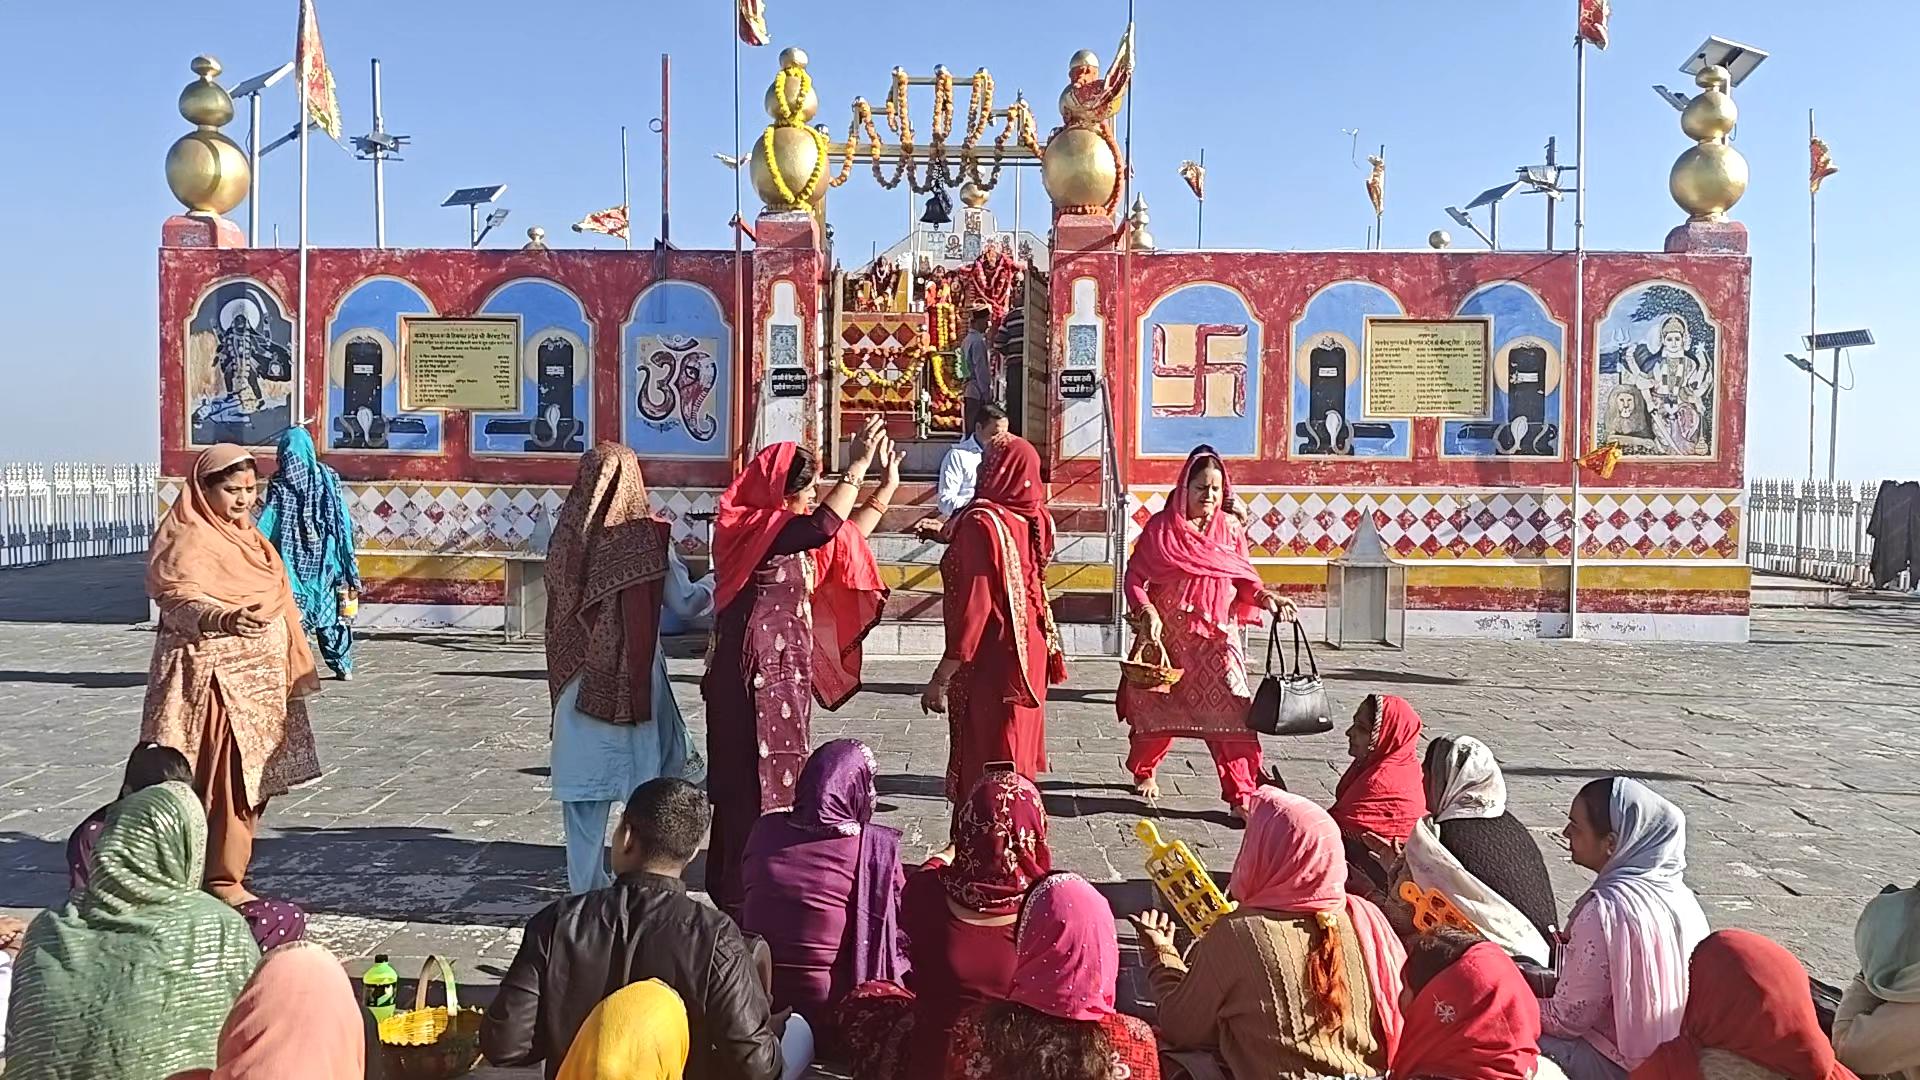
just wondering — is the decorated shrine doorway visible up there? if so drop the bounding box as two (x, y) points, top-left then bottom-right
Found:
(829, 234), (1047, 477)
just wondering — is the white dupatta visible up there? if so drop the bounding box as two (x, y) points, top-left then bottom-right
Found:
(1405, 817), (1552, 965)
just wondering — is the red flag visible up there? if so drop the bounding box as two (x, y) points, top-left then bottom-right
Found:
(571, 205), (630, 241)
(739, 0), (770, 46)
(1810, 136), (1838, 193)
(1578, 444), (1622, 479)
(295, 0), (343, 140)
(1577, 0), (1610, 49)
(1178, 160), (1205, 201)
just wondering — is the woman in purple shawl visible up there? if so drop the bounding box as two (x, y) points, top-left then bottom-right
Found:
(742, 738), (909, 1043)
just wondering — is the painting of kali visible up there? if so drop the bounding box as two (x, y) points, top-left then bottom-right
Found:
(1594, 282), (1718, 459)
(185, 279), (295, 447)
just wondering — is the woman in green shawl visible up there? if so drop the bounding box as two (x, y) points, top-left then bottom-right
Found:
(5, 782), (260, 1080)
(1834, 881), (1920, 1080)
(257, 427), (360, 679)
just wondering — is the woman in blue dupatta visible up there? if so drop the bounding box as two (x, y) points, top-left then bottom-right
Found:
(257, 427), (360, 679)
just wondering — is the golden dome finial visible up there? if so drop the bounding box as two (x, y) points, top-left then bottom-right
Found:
(1127, 195), (1155, 251)
(750, 45), (829, 212)
(165, 54), (249, 217)
(1669, 64), (1748, 222)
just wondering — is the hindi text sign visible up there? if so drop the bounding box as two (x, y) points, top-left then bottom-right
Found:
(400, 316), (522, 412)
(1363, 318), (1491, 418)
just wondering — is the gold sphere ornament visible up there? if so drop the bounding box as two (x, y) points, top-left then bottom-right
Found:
(1668, 65), (1748, 222)
(165, 54), (249, 217)
(1042, 127), (1118, 213)
(959, 181), (989, 209)
(751, 47), (830, 212)
(1127, 195), (1155, 252)
(1428, 229), (1453, 249)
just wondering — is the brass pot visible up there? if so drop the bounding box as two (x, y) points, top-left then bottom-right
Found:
(166, 130), (250, 215)
(1669, 142), (1748, 222)
(1042, 126), (1117, 212)
(750, 126), (827, 211)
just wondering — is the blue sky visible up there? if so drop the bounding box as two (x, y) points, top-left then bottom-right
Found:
(0, 0), (1910, 481)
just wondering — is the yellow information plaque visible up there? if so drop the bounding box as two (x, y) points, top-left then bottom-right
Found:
(1363, 318), (1491, 418)
(399, 316), (522, 412)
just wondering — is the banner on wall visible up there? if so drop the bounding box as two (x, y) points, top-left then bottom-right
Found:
(399, 316), (522, 412)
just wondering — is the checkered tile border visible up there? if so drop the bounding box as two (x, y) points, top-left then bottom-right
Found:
(159, 480), (720, 558)
(1125, 488), (1742, 560)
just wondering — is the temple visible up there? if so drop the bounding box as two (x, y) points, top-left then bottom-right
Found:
(155, 42), (1754, 645)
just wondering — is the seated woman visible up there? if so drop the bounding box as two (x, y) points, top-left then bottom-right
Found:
(945, 872), (1159, 1080)
(1635, 929), (1855, 1080)
(1331, 693), (1426, 898)
(1401, 734), (1559, 963)
(67, 742), (307, 952)
(840, 769), (1052, 1080)
(1132, 787), (1405, 1080)
(1833, 881), (1920, 1080)
(1392, 928), (1545, 1080)
(1541, 778), (1709, 1080)
(169, 941), (368, 1079)
(742, 739), (908, 1041)
(7, 783), (260, 1080)
(557, 979), (691, 1080)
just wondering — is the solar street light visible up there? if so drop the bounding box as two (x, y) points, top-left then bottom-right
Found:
(444, 185), (508, 247)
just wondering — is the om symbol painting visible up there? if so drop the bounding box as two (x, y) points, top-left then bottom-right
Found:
(471, 279), (592, 456)
(184, 278), (296, 448)
(1137, 283), (1260, 457)
(1594, 282), (1718, 460)
(622, 280), (731, 458)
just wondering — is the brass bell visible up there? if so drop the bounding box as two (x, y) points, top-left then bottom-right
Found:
(920, 189), (953, 227)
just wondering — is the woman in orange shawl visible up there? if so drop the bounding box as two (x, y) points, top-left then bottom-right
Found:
(920, 434), (1059, 834)
(142, 444), (321, 904)
(701, 416), (895, 917)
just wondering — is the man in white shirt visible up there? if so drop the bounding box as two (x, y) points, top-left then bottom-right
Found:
(914, 402), (1008, 538)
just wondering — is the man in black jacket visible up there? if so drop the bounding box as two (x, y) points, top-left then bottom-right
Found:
(481, 778), (787, 1080)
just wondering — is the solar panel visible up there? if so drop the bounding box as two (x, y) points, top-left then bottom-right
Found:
(442, 185), (507, 207)
(1805, 330), (1874, 350)
(1465, 181), (1526, 210)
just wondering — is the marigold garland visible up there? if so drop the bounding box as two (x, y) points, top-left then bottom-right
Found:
(764, 64), (829, 208)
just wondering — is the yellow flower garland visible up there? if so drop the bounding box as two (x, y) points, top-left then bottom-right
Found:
(764, 65), (830, 209)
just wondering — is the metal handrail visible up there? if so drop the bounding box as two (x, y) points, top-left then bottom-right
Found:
(1, 462), (160, 569)
(1746, 476), (1896, 588)
(1096, 376), (1125, 656)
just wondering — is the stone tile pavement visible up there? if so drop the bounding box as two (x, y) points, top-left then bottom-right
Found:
(4, 556), (1919, 1077)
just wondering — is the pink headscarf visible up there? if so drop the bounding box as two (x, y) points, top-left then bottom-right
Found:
(1006, 872), (1118, 1022)
(1230, 788), (1407, 1055)
(168, 941), (365, 1079)
(1123, 445), (1266, 633)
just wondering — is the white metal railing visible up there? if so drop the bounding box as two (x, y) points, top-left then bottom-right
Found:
(1747, 477), (1901, 588)
(1, 463), (159, 569)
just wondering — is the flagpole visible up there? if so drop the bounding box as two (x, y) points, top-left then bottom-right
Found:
(1808, 108), (1818, 481)
(1568, 33), (1587, 639)
(296, 20), (311, 431)
(621, 124), (632, 251)
(1375, 144), (1385, 249)
(731, 6), (748, 465)
(1196, 147), (1205, 248)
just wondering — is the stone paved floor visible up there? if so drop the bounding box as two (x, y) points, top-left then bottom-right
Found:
(4, 556), (1919, 1077)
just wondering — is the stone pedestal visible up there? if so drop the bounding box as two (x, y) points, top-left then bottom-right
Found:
(1664, 219), (1749, 254)
(1052, 211), (1122, 255)
(751, 211), (826, 455)
(162, 212), (246, 249)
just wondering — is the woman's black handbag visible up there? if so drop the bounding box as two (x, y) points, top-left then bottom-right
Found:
(1247, 618), (1334, 737)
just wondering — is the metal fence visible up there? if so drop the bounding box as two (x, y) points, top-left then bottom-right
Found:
(1, 463), (160, 569)
(1747, 477), (1896, 588)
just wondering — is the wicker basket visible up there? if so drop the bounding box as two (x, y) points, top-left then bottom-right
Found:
(1119, 638), (1182, 691)
(377, 955), (485, 1080)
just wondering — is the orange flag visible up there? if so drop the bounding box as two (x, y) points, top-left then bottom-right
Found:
(1178, 160), (1205, 201)
(739, 0), (770, 46)
(1365, 155), (1385, 217)
(572, 205), (630, 240)
(1810, 136), (1838, 193)
(1578, 444), (1622, 479)
(1577, 0), (1610, 49)
(295, 0), (343, 140)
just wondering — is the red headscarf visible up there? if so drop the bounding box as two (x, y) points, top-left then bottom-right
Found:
(1391, 942), (1541, 1080)
(1329, 693), (1426, 842)
(941, 769), (1052, 916)
(1123, 445), (1265, 632)
(951, 434), (1055, 594)
(1230, 788), (1406, 1055)
(1008, 872), (1118, 1022)
(710, 442), (887, 709)
(1633, 930), (1859, 1080)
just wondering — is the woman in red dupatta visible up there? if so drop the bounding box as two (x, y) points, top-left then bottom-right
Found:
(1120, 445), (1293, 815)
(1393, 930), (1543, 1080)
(701, 416), (895, 917)
(1633, 930), (1858, 1080)
(1332, 692), (1426, 896)
(919, 434), (1058, 830)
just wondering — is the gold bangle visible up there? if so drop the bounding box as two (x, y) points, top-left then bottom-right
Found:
(867, 501), (891, 515)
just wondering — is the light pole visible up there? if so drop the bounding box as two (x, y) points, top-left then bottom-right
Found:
(228, 61), (295, 246)
(1793, 329), (1875, 479)
(442, 185), (508, 247)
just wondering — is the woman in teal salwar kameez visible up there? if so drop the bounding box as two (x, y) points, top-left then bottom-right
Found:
(257, 427), (360, 679)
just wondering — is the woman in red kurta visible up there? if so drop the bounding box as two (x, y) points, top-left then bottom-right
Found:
(919, 434), (1057, 822)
